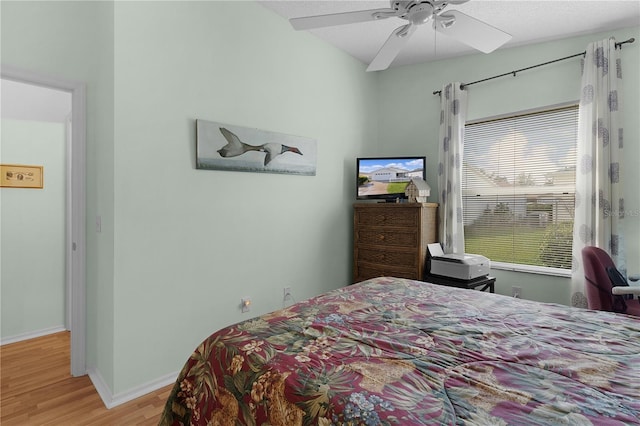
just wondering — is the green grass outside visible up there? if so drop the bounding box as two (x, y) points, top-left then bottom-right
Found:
(465, 226), (548, 266)
(388, 182), (409, 193)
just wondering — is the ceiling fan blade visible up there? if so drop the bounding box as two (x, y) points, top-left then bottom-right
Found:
(290, 8), (398, 31)
(367, 24), (417, 72)
(435, 10), (511, 53)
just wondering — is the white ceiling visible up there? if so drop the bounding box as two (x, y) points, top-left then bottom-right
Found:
(260, 0), (640, 69)
(1, 79), (71, 123)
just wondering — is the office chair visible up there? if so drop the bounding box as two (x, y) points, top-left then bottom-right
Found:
(581, 246), (640, 316)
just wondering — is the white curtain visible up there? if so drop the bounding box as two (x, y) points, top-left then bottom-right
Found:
(571, 37), (626, 307)
(438, 82), (467, 254)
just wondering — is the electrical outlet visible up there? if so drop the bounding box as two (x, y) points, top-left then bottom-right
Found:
(512, 286), (522, 298)
(283, 287), (292, 301)
(241, 297), (251, 313)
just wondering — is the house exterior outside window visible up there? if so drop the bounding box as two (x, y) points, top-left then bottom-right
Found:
(463, 104), (578, 275)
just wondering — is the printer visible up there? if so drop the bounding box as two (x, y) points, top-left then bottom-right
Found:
(428, 243), (491, 281)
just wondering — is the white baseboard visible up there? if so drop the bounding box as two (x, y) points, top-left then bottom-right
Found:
(88, 367), (179, 409)
(87, 368), (113, 408)
(1, 325), (67, 346)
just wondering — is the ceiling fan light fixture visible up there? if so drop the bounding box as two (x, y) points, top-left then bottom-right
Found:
(408, 3), (434, 25)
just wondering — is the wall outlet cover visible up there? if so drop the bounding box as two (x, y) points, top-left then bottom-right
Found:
(283, 287), (292, 300)
(241, 297), (251, 313)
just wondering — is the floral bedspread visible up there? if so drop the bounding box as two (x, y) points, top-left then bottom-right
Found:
(159, 277), (640, 425)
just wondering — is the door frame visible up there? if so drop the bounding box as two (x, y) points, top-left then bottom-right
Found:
(1, 64), (87, 377)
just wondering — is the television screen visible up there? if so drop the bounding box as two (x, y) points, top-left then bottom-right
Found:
(357, 156), (426, 201)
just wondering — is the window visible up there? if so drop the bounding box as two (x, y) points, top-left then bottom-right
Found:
(463, 104), (578, 273)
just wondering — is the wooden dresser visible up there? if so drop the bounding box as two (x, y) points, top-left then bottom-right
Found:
(353, 202), (438, 283)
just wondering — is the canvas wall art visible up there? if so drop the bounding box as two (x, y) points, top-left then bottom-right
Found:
(196, 120), (317, 176)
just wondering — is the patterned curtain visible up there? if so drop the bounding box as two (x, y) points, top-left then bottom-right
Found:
(570, 37), (626, 308)
(438, 82), (468, 253)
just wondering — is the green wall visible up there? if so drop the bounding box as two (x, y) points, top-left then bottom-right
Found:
(2, 0), (376, 396)
(110, 1), (376, 393)
(1, 120), (66, 339)
(1, 0), (116, 389)
(377, 27), (640, 305)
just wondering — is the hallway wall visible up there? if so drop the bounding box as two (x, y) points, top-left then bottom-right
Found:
(1, 118), (67, 342)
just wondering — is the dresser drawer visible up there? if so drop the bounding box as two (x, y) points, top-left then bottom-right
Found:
(355, 228), (419, 248)
(356, 247), (417, 268)
(355, 208), (418, 228)
(353, 203), (438, 284)
(354, 263), (417, 282)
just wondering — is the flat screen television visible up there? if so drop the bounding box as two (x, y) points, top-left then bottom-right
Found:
(357, 156), (426, 201)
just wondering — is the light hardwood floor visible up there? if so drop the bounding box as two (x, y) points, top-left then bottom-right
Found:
(1, 331), (173, 425)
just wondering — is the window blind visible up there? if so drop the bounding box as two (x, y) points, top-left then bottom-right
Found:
(463, 105), (578, 269)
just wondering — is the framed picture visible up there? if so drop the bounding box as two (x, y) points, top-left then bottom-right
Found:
(0, 164), (44, 189)
(196, 120), (317, 176)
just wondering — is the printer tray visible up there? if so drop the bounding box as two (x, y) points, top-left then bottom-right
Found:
(424, 273), (495, 292)
(426, 273), (489, 283)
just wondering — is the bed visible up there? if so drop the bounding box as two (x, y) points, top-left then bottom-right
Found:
(159, 277), (640, 425)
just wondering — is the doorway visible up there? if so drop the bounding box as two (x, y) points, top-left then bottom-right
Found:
(0, 66), (86, 377)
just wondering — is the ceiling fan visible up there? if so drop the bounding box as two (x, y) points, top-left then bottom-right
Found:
(289, 1), (512, 72)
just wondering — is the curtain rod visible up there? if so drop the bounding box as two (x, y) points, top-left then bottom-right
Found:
(432, 37), (635, 96)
